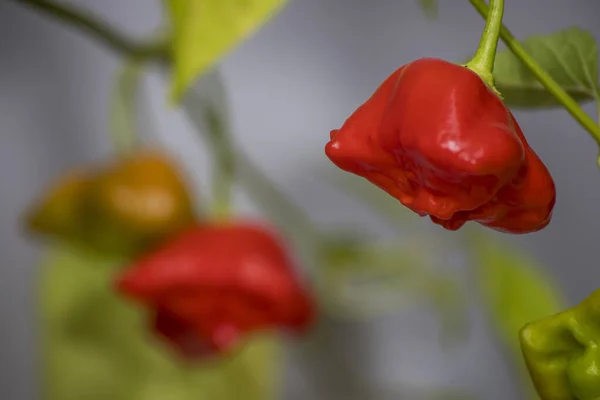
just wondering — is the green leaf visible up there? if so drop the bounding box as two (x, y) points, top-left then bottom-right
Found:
(469, 232), (565, 397)
(418, 0), (438, 19)
(317, 237), (467, 345)
(493, 27), (599, 108)
(40, 244), (282, 400)
(167, 0), (288, 102)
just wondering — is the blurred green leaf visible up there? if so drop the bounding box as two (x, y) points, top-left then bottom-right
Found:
(317, 237), (467, 345)
(492, 27), (599, 108)
(166, 0), (288, 102)
(317, 239), (422, 319)
(418, 0), (438, 19)
(40, 244), (282, 400)
(469, 232), (565, 398)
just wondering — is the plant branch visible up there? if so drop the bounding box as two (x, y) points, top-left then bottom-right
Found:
(466, 0), (504, 94)
(12, 0), (316, 239)
(109, 58), (144, 154)
(182, 84), (317, 240)
(468, 0), (600, 146)
(9, 0), (168, 60)
(203, 104), (236, 220)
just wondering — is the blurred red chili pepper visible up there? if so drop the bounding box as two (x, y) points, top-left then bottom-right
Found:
(325, 58), (555, 234)
(115, 221), (315, 359)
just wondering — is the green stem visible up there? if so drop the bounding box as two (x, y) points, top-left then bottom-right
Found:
(235, 152), (317, 241)
(468, 0), (600, 146)
(202, 104), (236, 221)
(109, 58), (143, 154)
(9, 0), (168, 60)
(465, 0), (504, 94)
(183, 85), (317, 240)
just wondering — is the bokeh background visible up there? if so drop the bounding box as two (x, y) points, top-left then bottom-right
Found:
(1, 0), (600, 399)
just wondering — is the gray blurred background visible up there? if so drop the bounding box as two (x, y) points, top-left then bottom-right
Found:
(1, 0), (600, 399)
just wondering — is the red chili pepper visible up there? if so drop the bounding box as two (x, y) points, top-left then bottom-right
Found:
(325, 58), (555, 234)
(115, 221), (315, 359)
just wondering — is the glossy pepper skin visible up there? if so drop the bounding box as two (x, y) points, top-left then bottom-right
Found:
(115, 221), (315, 359)
(520, 288), (600, 400)
(24, 150), (196, 256)
(325, 58), (555, 234)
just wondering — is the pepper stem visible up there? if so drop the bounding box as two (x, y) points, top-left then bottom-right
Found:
(465, 0), (505, 96)
(208, 118), (235, 221)
(202, 100), (236, 222)
(109, 57), (143, 155)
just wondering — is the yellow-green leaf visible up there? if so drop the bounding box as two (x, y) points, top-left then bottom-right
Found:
(469, 232), (565, 398)
(418, 0), (438, 19)
(493, 27), (599, 108)
(167, 0), (288, 102)
(40, 243), (282, 400)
